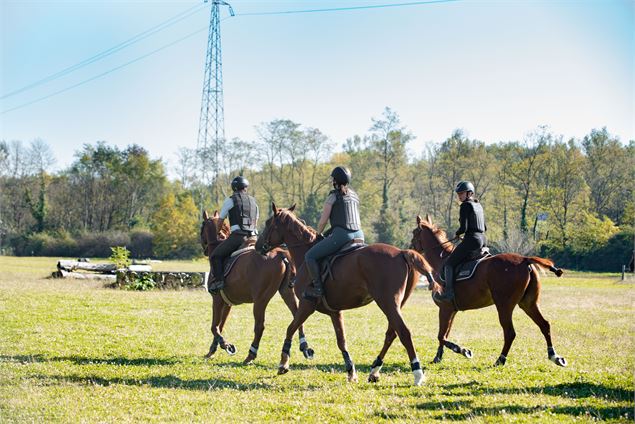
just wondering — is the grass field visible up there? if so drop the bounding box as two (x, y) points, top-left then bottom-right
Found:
(1, 256), (633, 423)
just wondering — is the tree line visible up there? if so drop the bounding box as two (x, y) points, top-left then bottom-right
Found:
(1, 108), (633, 270)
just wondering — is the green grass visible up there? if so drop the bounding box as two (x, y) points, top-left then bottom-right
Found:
(1, 256), (633, 423)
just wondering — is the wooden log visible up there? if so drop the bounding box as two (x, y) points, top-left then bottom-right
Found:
(57, 260), (116, 273)
(53, 269), (116, 281)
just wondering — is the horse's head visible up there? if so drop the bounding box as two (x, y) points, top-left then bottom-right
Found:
(256, 202), (297, 254)
(200, 210), (230, 256)
(411, 214), (449, 256)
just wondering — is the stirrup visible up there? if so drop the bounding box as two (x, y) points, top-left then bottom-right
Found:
(208, 280), (224, 294)
(303, 283), (323, 302)
(433, 291), (454, 303)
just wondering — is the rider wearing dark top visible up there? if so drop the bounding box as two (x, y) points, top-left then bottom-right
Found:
(435, 180), (487, 303)
(303, 166), (364, 301)
(208, 176), (259, 294)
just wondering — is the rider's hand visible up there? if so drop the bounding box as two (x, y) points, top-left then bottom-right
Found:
(316, 233), (325, 241)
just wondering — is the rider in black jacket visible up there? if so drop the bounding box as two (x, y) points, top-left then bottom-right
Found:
(435, 181), (487, 303)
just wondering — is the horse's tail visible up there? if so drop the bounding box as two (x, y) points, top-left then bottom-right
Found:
(276, 251), (294, 290)
(402, 249), (442, 295)
(526, 256), (564, 277)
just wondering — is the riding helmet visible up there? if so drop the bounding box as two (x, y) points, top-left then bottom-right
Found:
(331, 166), (351, 185)
(231, 176), (249, 191)
(455, 181), (475, 193)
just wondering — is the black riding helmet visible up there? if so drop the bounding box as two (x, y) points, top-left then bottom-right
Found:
(455, 181), (475, 193)
(231, 176), (249, 192)
(331, 166), (351, 186)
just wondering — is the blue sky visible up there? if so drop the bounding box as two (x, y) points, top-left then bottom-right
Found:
(1, 0), (633, 173)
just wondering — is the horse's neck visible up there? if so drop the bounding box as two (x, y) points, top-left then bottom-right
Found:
(287, 244), (310, 267)
(426, 235), (452, 271)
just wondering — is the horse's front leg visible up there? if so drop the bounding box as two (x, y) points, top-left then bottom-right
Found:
(205, 295), (229, 358)
(433, 306), (471, 362)
(330, 311), (357, 383)
(278, 299), (316, 375)
(244, 301), (267, 365)
(368, 325), (396, 383)
(279, 283), (314, 360)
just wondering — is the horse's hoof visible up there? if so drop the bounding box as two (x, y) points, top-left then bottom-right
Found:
(224, 344), (237, 356)
(550, 356), (567, 367)
(368, 374), (379, 383)
(461, 348), (473, 359)
(277, 366), (289, 375)
(302, 347), (315, 360)
(348, 372), (358, 383)
(431, 356), (442, 364)
(413, 369), (426, 386)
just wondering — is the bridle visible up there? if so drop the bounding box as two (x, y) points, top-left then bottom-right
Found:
(201, 218), (227, 256)
(259, 213), (314, 254)
(411, 227), (458, 257)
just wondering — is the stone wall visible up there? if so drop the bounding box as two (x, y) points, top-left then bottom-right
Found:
(113, 271), (208, 290)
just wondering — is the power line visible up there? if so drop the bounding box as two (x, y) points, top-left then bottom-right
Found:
(2, 0), (460, 114)
(235, 0), (460, 16)
(1, 25), (212, 115)
(0, 2), (207, 100)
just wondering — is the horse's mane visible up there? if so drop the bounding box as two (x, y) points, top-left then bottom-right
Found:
(201, 218), (231, 241)
(419, 222), (450, 246)
(279, 210), (317, 243)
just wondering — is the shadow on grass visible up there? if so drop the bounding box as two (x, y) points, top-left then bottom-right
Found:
(35, 374), (272, 391)
(0, 354), (181, 367)
(411, 401), (631, 420)
(439, 381), (633, 402)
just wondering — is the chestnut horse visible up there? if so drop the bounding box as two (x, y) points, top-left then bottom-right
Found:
(256, 203), (436, 386)
(200, 210), (314, 365)
(410, 214), (567, 367)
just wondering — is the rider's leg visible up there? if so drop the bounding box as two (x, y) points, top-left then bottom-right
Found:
(303, 228), (359, 300)
(435, 239), (473, 302)
(209, 233), (243, 293)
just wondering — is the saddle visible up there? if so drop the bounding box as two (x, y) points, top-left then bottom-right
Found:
(439, 247), (492, 283)
(206, 244), (255, 288)
(320, 238), (366, 283)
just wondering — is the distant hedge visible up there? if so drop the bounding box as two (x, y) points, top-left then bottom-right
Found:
(5, 230), (155, 259)
(541, 229), (634, 272)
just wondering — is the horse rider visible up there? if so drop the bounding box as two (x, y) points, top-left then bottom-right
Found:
(435, 180), (487, 303)
(208, 176), (259, 294)
(303, 166), (365, 301)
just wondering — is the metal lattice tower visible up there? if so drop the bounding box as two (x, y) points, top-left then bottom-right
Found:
(197, 0), (234, 205)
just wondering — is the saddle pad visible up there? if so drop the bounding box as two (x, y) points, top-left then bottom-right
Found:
(209, 249), (253, 284)
(320, 243), (367, 282)
(440, 253), (493, 283)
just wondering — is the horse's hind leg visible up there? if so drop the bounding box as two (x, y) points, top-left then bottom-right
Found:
(494, 304), (516, 366)
(330, 311), (357, 383)
(368, 325), (396, 383)
(519, 301), (567, 367)
(278, 299), (316, 375)
(279, 285), (314, 360)
(376, 301), (424, 386)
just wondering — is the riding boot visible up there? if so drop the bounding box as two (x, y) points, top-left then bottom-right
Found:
(209, 257), (225, 294)
(303, 258), (324, 301)
(434, 265), (455, 302)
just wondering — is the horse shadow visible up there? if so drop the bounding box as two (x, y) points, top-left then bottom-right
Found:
(406, 381), (633, 421)
(35, 373), (272, 392)
(0, 354), (182, 367)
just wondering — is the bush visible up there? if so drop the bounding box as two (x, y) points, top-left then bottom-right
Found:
(129, 230), (153, 258)
(541, 228), (634, 271)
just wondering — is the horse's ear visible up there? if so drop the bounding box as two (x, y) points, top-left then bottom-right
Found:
(271, 201), (278, 215)
(213, 210), (219, 218)
(203, 210), (209, 220)
(425, 213), (432, 224)
(416, 215), (422, 225)
(288, 203), (296, 212)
